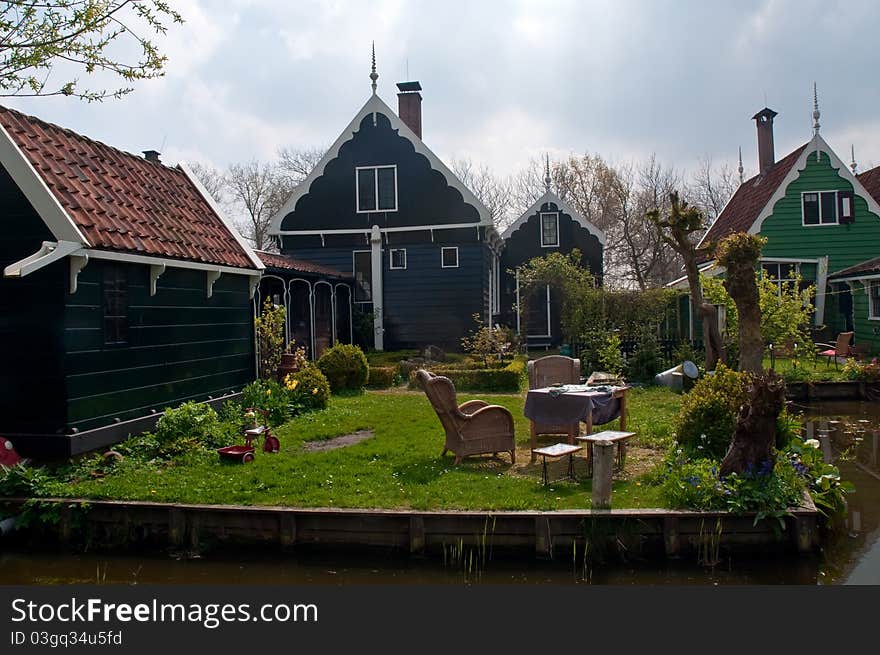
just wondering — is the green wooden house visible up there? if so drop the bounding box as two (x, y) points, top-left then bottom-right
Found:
(692, 100), (880, 356)
(0, 105), (265, 457)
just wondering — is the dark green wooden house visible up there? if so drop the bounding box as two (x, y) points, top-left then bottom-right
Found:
(0, 106), (265, 457)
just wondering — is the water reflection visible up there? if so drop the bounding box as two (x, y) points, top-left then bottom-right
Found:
(1, 401), (879, 585)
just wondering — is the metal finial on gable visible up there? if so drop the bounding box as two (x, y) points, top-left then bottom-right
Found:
(370, 41), (378, 95)
(544, 154), (552, 193)
(850, 145), (858, 175)
(812, 82), (821, 136)
(737, 146), (744, 184)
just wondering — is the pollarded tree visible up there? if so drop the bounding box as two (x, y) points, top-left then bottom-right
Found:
(648, 191), (725, 370)
(715, 232), (766, 374)
(0, 1), (183, 101)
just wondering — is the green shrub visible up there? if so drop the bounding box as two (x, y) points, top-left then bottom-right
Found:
(0, 463), (53, 498)
(410, 356), (526, 392)
(366, 366), (397, 388)
(627, 330), (661, 382)
(241, 379), (290, 426)
(659, 456), (726, 511)
(674, 365), (750, 459)
(153, 401), (223, 456)
(598, 332), (625, 377)
(286, 364), (331, 411)
(317, 343), (369, 392)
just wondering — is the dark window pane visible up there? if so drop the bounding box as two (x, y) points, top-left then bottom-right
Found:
(102, 265), (128, 346)
(377, 167), (396, 210)
(541, 214), (558, 245)
(353, 252), (372, 302)
(779, 263), (795, 280)
(357, 168), (376, 212)
(803, 193), (819, 224)
(390, 249), (405, 269)
(821, 191), (837, 223)
(442, 248), (458, 267)
(761, 263), (778, 279)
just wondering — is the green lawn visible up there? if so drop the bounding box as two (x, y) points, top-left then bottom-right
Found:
(763, 355), (851, 382)
(53, 387), (681, 511)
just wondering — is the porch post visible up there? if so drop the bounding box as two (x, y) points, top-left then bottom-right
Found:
(515, 267), (521, 334)
(370, 225), (384, 350)
(814, 256), (829, 327)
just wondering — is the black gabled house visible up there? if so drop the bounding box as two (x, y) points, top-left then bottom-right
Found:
(270, 74), (503, 351)
(499, 169), (605, 348)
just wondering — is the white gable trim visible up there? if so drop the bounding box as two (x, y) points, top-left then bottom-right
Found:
(500, 191), (606, 245)
(748, 134), (880, 236)
(178, 161), (264, 271)
(0, 121), (89, 245)
(268, 93), (491, 234)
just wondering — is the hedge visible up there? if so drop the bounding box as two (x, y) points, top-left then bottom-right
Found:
(409, 356), (526, 392)
(366, 366), (397, 388)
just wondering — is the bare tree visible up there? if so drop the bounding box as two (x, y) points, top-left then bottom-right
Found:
(276, 145), (326, 188)
(450, 157), (512, 228)
(688, 155), (740, 229)
(189, 162), (226, 204)
(225, 160), (287, 252)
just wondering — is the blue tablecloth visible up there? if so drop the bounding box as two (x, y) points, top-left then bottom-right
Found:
(523, 386), (621, 426)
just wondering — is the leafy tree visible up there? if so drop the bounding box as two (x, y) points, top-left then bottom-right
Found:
(0, 1), (183, 101)
(716, 233), (766, 373)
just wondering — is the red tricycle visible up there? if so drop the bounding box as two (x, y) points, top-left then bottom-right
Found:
(216, 408), (280, 463)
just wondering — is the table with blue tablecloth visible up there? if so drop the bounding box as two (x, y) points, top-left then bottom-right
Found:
(524, 384), (630, 462)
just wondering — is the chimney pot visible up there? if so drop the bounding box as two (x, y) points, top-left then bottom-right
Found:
(143, 149), (161, 164)
(752, 108), (777, 176)
(396, 81), (422, 139)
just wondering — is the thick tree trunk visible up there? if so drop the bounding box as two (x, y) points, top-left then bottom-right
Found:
(719, 371), (786, 477)
(683, 252), (725, 370)
(723, 255), (763, 374)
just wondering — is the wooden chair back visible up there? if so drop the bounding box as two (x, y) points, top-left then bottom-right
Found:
(528, 355), (581, 390)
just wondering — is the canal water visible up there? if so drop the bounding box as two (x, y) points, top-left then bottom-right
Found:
(1, 401), (878, 585)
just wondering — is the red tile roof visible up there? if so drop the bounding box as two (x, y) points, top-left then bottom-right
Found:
(255, 250), (350, 278)
(700, 144), (808, 248)
(0, 105), (256, 270)
(857, 165), (880, 205)
(828, 256), (880, 280)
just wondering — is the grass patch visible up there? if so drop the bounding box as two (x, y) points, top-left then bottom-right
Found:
(40, 387), (681, 511)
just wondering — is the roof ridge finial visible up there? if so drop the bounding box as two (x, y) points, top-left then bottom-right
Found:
(738, 146), (744, 184)
(812, 81), (821, 136)
(370, 41), (378, 95)
(544, 153), (552, 193)
(850, 144), (858, 175)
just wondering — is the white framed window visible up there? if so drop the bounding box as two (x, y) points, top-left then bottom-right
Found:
(352, 250), (372, 302)
(540, 212), (559, 247)
(441, 246), (459, 269)
(870, 281), (880, 320)
(761, 261), (799, 295)
(389, 248), (407, 270)
(356, 165), (397, 213)
(802, 190), (853, 225)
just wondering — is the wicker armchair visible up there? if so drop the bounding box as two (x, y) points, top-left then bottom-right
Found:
(527, 355), (582, 445)
(416, 369), (516, 465)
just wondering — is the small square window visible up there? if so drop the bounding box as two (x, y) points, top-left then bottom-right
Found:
(389, 248), (406, 270)
(441, 247), (459, 268)
(803, 191), (840, 225)
(540, 212), (559, 247)
(820, 192), (837, 224)
(802, 193), (819, 225)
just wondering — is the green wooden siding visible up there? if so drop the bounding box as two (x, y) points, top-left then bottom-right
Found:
(760, 151), (880, 272)
(759, 151), (880, 354)
(64, 262), (256, 431)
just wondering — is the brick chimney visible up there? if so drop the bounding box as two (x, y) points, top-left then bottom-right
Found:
(396, 81), (422, 139)
(143, 149), (161, 164)
(752, 108), (777, 176)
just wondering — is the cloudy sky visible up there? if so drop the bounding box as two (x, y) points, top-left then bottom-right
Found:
(6, 0), (880, 180)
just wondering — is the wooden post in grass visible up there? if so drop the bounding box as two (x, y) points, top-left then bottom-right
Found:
(591, 441), (614, 509)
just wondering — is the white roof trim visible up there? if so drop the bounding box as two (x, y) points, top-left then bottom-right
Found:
(80, 249), (262, 277)
(664, 261), (725, 289)
(178, 161), (264, 271)
(3, 239), (81, 278)
(0, 121), (89, 245)
(748, 134), (880, 236)
(268, 93), (492, 233)
(500, 190), (606, 245)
